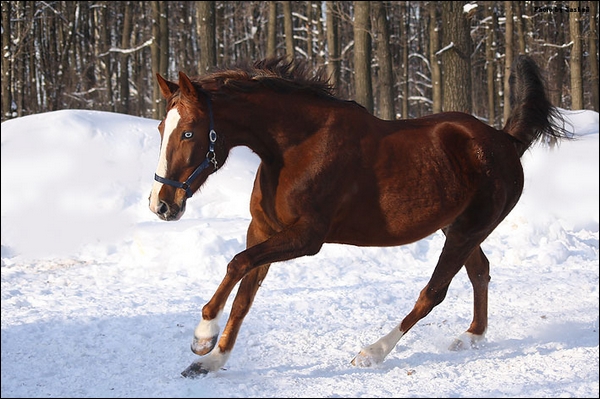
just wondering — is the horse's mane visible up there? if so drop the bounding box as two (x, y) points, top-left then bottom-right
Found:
(194, 57), (336, 99)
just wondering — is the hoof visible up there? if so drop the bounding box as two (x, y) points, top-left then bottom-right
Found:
(448, 332), (484, 351)
(351, 350), (380, 368)
(181, 362), (210, 378)
(191, 335), (218, 356)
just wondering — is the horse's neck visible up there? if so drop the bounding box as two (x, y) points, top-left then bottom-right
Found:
(220, 94), (317, 162)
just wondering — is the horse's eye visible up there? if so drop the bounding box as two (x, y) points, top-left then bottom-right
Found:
(182, 131), (193, 139)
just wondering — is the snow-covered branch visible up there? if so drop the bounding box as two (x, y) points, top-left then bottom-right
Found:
(99, 38), (154, 57)
(435, 42), (454, 57)
(541, 41), (574, 49)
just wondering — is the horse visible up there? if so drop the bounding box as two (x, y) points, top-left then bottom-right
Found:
(148, 55), (569, 377)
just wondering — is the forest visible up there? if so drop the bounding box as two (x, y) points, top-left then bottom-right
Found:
(1, 1), (598, 126)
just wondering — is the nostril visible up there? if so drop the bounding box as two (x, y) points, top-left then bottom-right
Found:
(158, 201), (169, 215)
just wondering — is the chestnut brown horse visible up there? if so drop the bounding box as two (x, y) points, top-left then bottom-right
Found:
(148, 55), (568, 377)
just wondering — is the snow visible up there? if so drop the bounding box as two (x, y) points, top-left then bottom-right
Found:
(1, 108), (598, 398)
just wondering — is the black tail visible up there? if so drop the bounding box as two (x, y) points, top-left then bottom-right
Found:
(503, 55), (571, 157)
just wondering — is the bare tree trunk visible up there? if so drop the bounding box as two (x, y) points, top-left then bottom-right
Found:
(306, 2), (313, 62)
(197, 1), (216, 74)
(326, 1), (340, 91)
(282, 1), (294, 59)
(371, 1), (395, 120)
(1, 1), (12, 121)
(152, 1), (168, 119)
(548, 10), (566, 108)
(119, 2), (133, 114)
(315, 1), (325, 68)
(17, 1), (31, 116)
(485, 1), (497, 127)
(590, 1), (599, 111)
(502, 1), (513, 123)
(99, 2), (113, 112)
(267, 1), (277, 57)
(514, 1), (526, 54)
(353, 1), (373, 113)
(429, 2), (442, 114)
(569, 1), (583, 110)
(79, 2), (97, 109)
(441, 1), (472, 113)
(401, 1), (409, 118)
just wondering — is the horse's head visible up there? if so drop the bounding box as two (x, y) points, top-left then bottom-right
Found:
(149, 71), (222, 221)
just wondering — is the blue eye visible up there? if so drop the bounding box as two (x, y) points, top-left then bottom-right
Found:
(183, 131), (193, 139)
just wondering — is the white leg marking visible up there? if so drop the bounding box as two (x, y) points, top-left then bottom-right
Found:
(352, 324), (405, 367)
(194, 310), (223, 340)
(149, 108), (181, 212)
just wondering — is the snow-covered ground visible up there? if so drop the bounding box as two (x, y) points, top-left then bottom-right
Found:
(1, 108), (598, 397)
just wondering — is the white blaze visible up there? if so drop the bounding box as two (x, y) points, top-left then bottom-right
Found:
(149, 108), (181, 212)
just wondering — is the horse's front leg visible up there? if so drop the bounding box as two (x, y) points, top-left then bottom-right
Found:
(181, 219), (324, 377)
(181, 264), (271, 377)
(179, 265), (241, 377)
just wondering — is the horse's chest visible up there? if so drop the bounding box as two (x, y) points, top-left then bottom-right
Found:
(250, 166), (310, 230)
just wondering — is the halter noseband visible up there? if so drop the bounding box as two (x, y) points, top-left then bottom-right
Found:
(154, 91), (219, 198)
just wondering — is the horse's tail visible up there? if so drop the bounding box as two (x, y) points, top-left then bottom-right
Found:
(502, 54), (571, 157)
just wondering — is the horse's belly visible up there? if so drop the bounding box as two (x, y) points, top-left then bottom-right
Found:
(326, 194), (463, 247)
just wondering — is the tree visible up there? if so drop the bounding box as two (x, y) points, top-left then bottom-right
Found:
(197, 1), (217, 74)
(485, 1), (498, 127)
(326, 1), (341, 92)
(429, 2), (442, 114)
(151, 2), (169, 119)
(371, 1), (395, 120)
(590, 1), (599, 111)
(267, 1), (277, 57)
(503, 1), (513, 123)
(1, 1), (12, 119)
(569, 1), (583, 110)
(282, 1), (294, 59)
(400, 1), (409, 118)
(441, 1), (472, 113)
(547, 10), (566, 108)
(353, 1), (373, 113)
(314, 1), (326, 68)
(118, 2), (134, 114)
(514, 1), (526, 54)
(305, 2), (314, 62)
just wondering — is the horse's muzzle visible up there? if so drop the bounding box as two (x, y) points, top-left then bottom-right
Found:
(150, 199), (186, 221)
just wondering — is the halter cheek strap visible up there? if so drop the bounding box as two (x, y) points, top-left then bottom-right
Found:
(154, 91), (219, 199)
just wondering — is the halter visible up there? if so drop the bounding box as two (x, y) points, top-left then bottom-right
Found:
(154, 91), (219, 198)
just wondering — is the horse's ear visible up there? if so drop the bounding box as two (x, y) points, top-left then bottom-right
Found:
(156, 73), (179, 98)
(178, 71), (197, 102)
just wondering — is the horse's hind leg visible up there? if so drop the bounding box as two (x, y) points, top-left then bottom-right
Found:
(352, 228), (488, 368)
(449, 246), (490, 350)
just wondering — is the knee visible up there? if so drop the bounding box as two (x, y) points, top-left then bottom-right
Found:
(227, 253), (252, 279)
